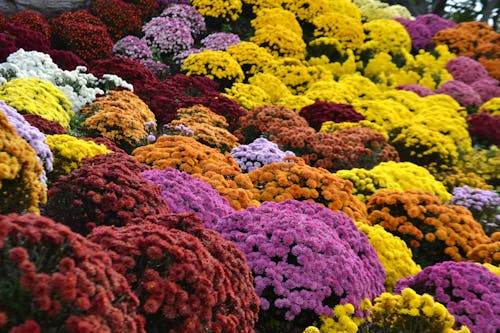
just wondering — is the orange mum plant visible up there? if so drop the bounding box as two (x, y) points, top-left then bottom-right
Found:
(81, 90), (156, 151)
(367, 190), (491, 267)
(132, 135), (258, 210)
(247, 157), (368, 223)
(467, 232), (500, 266)
(169, 104), (239, 153)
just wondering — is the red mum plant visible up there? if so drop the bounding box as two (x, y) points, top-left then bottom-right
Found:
(81, 151), (150, 174)
(90, 56), (157, 87)
(0, 23), (50, 52)
(91, 0), (143, 40)
(126, 0), (159, 21)
(0, 32), (18, 62)
(46, 49), (88, 71)
(81, 137), (127, 154)
(466, 111), (500, 146)
(298, 101), (365, 131)
(87, 217), (258, 332)
(7, 10), (51, 39)
(50, 10), (113, 62)
(0, 213), (145, 332)
(44, 160), (169, 235)
(22, 114), (67, 135)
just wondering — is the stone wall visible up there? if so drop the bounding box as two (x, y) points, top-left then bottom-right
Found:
(0, 0), (91, 18)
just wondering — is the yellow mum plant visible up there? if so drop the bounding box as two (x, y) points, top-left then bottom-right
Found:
(304, 80), (355, 104)
(182, 50), (244, 88)
(242, 0), (282, 10)
(0, 109), (46, 214)
(352, 99), (412, 133)
(356, 222), (421, 292)
(457, 146), (499, 190)
(0, 78), (73, 130)
(226, 41), (277, 77)
(275, 94), (315, 112)
(282, 0), (331, 23)
(312, 12), (365, 50)
(224, 83), (272, 110)
(321, 120), (388, 139)
(325, 0), (362, 21)
(190, 0), (242, 21)
(250, 25), (306, 59)
(132, 135), (258, 209)
(81, 90), (156, 151)
(307, 43), (357, 79)
(338, 74), (381, 100)
(335, 161), (451, 202)
(247, 73), (292, 103)
(361, 19), (412, 55)
(46, 134), (110, 180)
(480, 97), (500, 115)
(169, 104), (239, 153)
(251, 7), (302, 37)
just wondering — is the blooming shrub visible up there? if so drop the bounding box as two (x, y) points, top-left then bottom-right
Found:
(0, 77), (73, 130)
(231, 138), (295, 172)
(7, 10), (50, 39)
(450, 186), (500, 236)
(282, 0), (330, 23)
(250, 7), (302, 37)
(356, 222), (421, 292)
(223, 82), (272, 110)
(367, 190), (490, 267)
(50, 10), (114, 62)
(299, 101), (365, 131)
(247, 158), (368, 223)
(169, 104), (239, 153)
(312, 12), (365, 50)
(45, 134), (110, 180)
(140, 168), (233, 228)
(87, 220), (250, 332)
(0, 32), (18, 63)
(113, 35), (153, 61)
(22, 114), (67, 135)
(395, 261), (500, 333)
(470, 78), (500, 104)
(445, 56), (490, 85)
(251, 25), (306, 59)
(361, 19), (412, 55)
(395, 18), (432, 50)
(89, 56), (157, 87)
(132, 135), (258, 209)
(44, 159), (169, 235)
(0, 109), (45, 214)
(91, 0), (143, 40)
(142, 16), (194, 57)
(81, 151), (149, 173)
(415, 13), (456, 36)
(457, 146), (500, 190)
(466, 112), (500, 146)
(226, 41), (277, 77)
(182, 50), (244, 89)
(81, 90), (156, 151)
(436, 80), (482, 108)
(0, 213), (145, 332)
(46, 49), (88, 71)
(201, 32), (241, 51)
(214, 200), (385, 332)
(335, 161), (452, 202)
(0, 23), (50, 53)
(190, 0), (242, 21)
(397, 84), (436, 97)
(160, 4), (206, 36)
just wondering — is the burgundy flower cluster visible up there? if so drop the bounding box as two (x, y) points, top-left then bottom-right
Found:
(22, 114), (67, 135)
(298, 101), (365, 131)
(214, 200), (385, 332)
(395, 261), (500, 333)
(140, 168), (233, 228)
(89, 56), (157, 86)
(466, 111), (500, 146)
(7, 10), (51, 39)
(91, 0), (143, 40)
(87, 216), (257, 332)
(0, 22), (50, 53)
(81, 137), (128, 154)
(0, 32), (18, 62)
(45, 49), (88, 71)
(50, 10), (114, 62)
(44, 158), (169, 235)
(0, 213), (145, 332)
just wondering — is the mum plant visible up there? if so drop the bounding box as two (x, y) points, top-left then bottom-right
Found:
(0, 213), (145, 332)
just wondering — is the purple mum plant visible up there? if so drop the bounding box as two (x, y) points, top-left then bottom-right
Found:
(450, 186), (500, 235)
(142, 16), (194, 56)
(415, 13), (457, 36)
(140, 168), (233, 228)
(395, 18), (433, 50)
(396, 84), (436, 97)
(113, 35), (153, 61)
(214, 200), (385, 332)
(200, 33), (241, 51)
(436, 80), (482, 108)
(470, 78), (500, 104)
(445, 56), (490, 85)
(230, 137), (295, 172)
(395, 261), (500, 333)
(160, 4), (206, 37)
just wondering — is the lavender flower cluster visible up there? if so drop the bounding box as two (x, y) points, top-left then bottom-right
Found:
(142, 16), (194, 56)
(201, 33), (242, 51)
(0, 101), (53, 186)
(414, 13), (457, 36)
(396, 261), (500, 333)
(158, 0), (189, 10)
(113, 35), (153, 60)
(141, 168), (233, 227)
(230, 137), (295, 172)
(161, 4), (206, 37)
(445, 56), (490, 85)
(395, 18), (433, 50)
(450, 186), (500, 235)
(396, 84), (436, 97)
(214, 200), (385, 321)
(436, 80), (482, 108)
(471, 78), (500, 104)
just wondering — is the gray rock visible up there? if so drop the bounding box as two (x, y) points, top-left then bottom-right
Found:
(0, 0), (91, 18)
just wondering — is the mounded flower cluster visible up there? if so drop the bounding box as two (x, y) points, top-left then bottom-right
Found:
(140, 168), (234, 228)
(226, 42), (277, 77)
(0, 22), (50, 53)
(367, 190), (491, 267)
(201, 32), (241, 51)
(0, 109), (45, 214)
(113, 35), (153, 61)
(46, 49), (87, 71)
(247, 157), (368, 223)
(457, 146), (500, 190)
(299, 101), (365, 131)
(6, 10), (51, 39)
(0, 77), (73, 130)
(356, 222), (421, 292)
(44, 159), (169, 235)
(142, 17), (194, 56)
(214, 200), (385, 332)
(190, 0), (242, 21)
(22, 114), (67, 135)
(91, 0), (143, 40)
(160, 4), (206, 37)
(445, 56), (490, 85)
(436, 80), (482, 108)
(45, 134), (110, 180)
(87, 219), (253, 332)
(81, 90), (156, 151)
(395, 261), (500, 333)
(335, 161), (452, 202)
(231, 137), (295, 172)
(50, 10), (114, 62)
(0, 213), (144, 332)
(450, 186), (500, 236)
(132, 135), (258, 209)
(466, 111), (500, 146)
